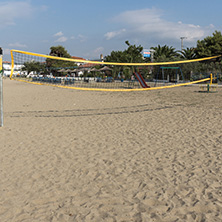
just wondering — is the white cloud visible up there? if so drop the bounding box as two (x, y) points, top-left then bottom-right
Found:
(106, 8), (214, 45)
(94, 47), (104, 55)
(104, 29), (126, 40)
(0, 1), (33, 27)
(8, 42), (27, 48)
(77, 34), (87, 42)
(53, 31), (68, 42)
(53, 33), (86, 43)
(54, 31), (64, 37)
(83, 47), (104, 59)
(55, 36), (68, 43)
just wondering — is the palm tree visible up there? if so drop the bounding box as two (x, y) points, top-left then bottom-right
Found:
(150, 45), (179, 62)
(180, 47), (196, 60)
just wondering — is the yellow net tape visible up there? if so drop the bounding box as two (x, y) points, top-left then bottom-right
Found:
(10, 49), (221, 66)
(0, 55), (2, 72)
(11, 77), (210, 92)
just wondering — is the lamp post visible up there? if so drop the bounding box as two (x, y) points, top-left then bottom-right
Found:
(100, 54), (104, 62)
(149, 49), (155, 75)
(150, 49), (155, 62)
(180, 37), (187, 51)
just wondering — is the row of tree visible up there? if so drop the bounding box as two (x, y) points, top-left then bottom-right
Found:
(104, 31), (222, 80)
(105, 31), (222, 62)
(22, 31), (222, 80)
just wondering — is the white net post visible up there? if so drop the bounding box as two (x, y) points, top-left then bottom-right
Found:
(0, 47), (3, 127)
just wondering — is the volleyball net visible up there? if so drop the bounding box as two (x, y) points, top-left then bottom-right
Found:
(10, 49), (221, 91)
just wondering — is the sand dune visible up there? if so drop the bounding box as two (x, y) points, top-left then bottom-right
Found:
(1, 78), (222, 221)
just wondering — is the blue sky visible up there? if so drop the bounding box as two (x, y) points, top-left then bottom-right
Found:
(1, 0), (222, 61)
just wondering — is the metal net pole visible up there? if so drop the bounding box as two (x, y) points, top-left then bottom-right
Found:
(0, 47), (3, 127)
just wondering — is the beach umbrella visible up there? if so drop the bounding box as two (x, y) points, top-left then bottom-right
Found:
(79, 67), (89, 71)
(58, 68), (66, 72)
(90, 67), (99, 72)
(70, 69), (79, 77)
(90, 67), (99, 79)
(99, 66), (113, 77)
(99, 66), (112, 71)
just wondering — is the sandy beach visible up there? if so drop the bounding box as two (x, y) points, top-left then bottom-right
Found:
(0, 78), (222, 222)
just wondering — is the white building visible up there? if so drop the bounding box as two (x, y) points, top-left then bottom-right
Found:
(3, 61), (25, 77)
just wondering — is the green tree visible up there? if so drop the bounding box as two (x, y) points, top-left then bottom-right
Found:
(49, 45), (71, 57)
(193, 31), (222, 78)
(150, 45), (179, 62)
(195, 31), (222, 58)
(149, 45), (180, 80)
(124, 41), (144, 63)
(180, 47), (196, 60)
(104, 50), (126, 63)
(105, 41), (144, 63)
(105, 41), (144, 78)
(22, 61), (45, 75)
(46, 45), (77, 75)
